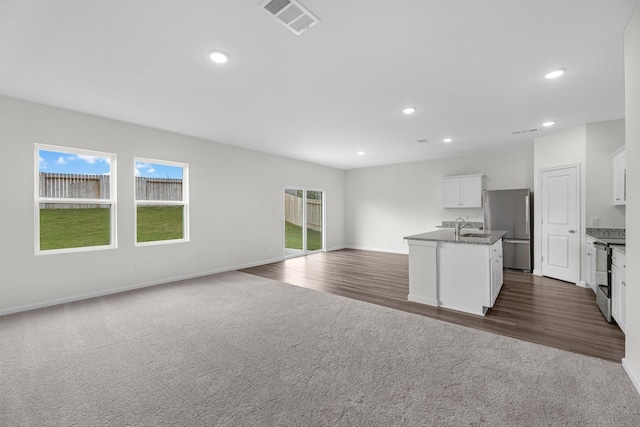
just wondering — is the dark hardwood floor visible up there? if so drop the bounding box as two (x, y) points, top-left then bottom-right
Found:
(241, 249), (625, 362)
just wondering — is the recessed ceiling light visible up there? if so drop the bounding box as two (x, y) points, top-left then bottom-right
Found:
(208, 50), (229, 64)
(542, 121), (555, 127)
(544, 68), (566, 79)
(402, 107), (416, 115)
(357, 151), (365, 156)
(443, 138), (453, 143)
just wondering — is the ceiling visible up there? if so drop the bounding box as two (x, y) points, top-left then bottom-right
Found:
(0, 0), (637, 169)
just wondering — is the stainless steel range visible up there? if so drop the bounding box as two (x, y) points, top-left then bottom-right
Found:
(593, 237), (626, 323)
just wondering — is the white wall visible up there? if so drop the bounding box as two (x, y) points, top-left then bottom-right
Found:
(586, 119), (626, 228)
(345, 146), (534, 253)
(0, 96), (346, 314)
(622, 2), (640, 394)
(532, 120), (626, 281)
(533, 125), (587, 278)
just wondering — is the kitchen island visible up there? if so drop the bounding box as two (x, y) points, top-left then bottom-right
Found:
(404, 229), (507, 316)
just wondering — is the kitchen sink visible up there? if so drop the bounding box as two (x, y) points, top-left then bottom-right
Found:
(461, 233), (492, 238)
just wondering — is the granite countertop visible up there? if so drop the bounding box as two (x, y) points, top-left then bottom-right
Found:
(404, 229), (507, 245)
(586, 228), (625, 240)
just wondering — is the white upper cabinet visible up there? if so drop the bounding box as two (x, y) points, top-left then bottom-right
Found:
(442, 174), (484, 208)
(613, 147), (626, 206)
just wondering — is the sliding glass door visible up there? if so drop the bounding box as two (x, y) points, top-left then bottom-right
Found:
(284, 188), (324, 257)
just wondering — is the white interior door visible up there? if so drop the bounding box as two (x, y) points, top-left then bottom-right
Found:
(540, 165), (580, 283)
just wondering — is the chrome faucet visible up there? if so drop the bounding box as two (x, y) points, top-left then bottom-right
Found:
(454, 217), (473, 237)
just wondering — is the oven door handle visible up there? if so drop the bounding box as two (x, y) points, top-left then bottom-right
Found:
(593, 241), (609, 250)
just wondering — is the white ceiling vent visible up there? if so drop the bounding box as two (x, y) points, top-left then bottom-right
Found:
(512, 128), (539, 135)
(260, 0), (319, 35)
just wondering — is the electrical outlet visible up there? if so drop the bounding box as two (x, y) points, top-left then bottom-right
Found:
(591, 217), (599, 227)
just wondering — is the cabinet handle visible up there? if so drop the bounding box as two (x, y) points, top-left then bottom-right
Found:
(622, 281), (626, 286)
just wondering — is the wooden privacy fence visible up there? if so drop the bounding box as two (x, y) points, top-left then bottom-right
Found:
(39, 173), (110, 208)
(135, 177), (183, 201)
(285, 193), (322, 232)
(39, 173), (182, 208)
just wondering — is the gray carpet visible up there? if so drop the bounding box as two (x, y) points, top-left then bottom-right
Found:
(1, 271), (639, 426)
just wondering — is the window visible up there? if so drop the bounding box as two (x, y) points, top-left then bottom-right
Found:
(284, 188), (324, 257)
(134, 158), (188, 245)
(35, 145), (116, 254)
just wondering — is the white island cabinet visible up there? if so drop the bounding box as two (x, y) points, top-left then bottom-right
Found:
(405, 229), (506, 316)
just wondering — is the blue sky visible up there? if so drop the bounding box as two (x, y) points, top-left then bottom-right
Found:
(135, 161), (183, 179)
(39, 150), (111, 175)
(38, 150), (183, 179)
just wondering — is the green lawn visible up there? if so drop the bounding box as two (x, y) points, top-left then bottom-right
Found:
(40, 207), (111, 250)
(136, 206), (184, 243)
(39, 206), (183, 250)
(285, 221), (322, 251)
(40, 208), (317, 251)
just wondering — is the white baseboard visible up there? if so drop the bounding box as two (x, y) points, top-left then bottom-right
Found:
(0, 256), (285, 317)
(577, 280), (588, 288)
(532, 269), (541, 276)
(346, 245), (409, 255)
(408, 294), (438, 306)
(622, 358), (640, 396)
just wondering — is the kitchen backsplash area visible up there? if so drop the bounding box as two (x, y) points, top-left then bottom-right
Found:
(586, 228), (625, 239)
(440, 221), (484, 229)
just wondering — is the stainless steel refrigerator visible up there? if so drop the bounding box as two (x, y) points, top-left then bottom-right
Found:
(483, 189), (532, 272)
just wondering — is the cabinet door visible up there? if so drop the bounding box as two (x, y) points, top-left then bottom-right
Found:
(613, 151), (626, 205)
(613, 250), (626, 333)
(442, 178), (461, 208)
(612, 265), (620, 323)
(460, 176), (483, 207)
(585, 243), (596, 291)
(620, 269), (626, 333)
(489, 241), (503, 305)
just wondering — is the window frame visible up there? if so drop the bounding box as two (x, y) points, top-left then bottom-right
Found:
(34, 144), (117, 255)
(134, 157), (189, 247)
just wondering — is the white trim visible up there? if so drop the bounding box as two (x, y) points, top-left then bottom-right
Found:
(346, 245), (409, 255)
(577, 280), (588, 288)
(134, 157), (189, 246)
(135, 238), (189, 247)
(35, 143), (117, 255)
(408, 295), (438, 306)
(538, 163), (581, 284)
(622, 359), (640, 396)
(0, 256), (285, 317)
(0, 247), (355, 316)
(283, 187), (325, 256)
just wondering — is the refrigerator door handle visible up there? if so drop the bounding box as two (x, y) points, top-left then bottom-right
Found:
(525, 195), (530, 235)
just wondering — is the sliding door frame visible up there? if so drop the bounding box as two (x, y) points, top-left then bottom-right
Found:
(284, 187), (325, 259)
